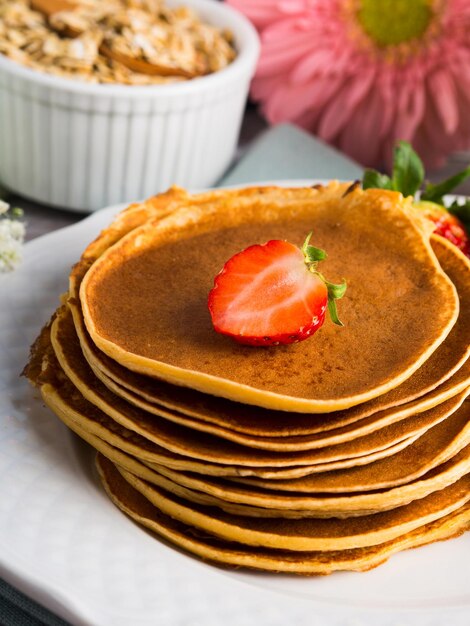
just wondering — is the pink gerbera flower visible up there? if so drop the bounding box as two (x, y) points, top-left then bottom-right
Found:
(227, 0), (470, 169)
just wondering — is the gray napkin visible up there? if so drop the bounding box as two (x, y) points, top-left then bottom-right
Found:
(220, 123), (362, 185)
(0, 579), (69, 626)
(1, 123), (362, 626)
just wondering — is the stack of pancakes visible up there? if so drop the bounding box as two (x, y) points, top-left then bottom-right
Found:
(25, 182), (470, 574)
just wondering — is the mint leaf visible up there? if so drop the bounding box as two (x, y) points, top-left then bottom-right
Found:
(421, 166), (470, 205)
(391, 141), (425, 197)
(448, 199), (470, 230)
(362, 169), (394, 190)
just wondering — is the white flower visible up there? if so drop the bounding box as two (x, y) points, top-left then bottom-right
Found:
(0, 236), (23, 272)
(6, 219), (25, 241)
(0, 202), (26, 273)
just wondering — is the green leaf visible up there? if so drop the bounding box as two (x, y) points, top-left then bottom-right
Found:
(362, 169), (394, 190)
(325, 279), (347, 326)
(448, 199), (470, 230)
(326, 280), (347, 300)
(301, 233), (347, 326)
(301, 232), (327, 263)
(305, 245), (327, 262)
(421, 165), (470, 205)
(391, 141), (425, 197)
(327, 299), (343, 327)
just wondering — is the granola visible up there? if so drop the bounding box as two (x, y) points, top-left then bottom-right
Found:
(0, 0), (236, 84)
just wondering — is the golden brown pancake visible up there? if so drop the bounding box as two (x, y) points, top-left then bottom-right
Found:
(24, 184), (470, 574)
(45, 333), (419, 470)
(69, 419), (470, 531)
(46, 376), (422, 479)
(233, 401), (470, 493)
(147, 400), (470, 497)
(32, 326), (414, 480)
(61, 424), (470, 547)
(146, 443), (470, 519)
(68, 231), (470, 438)
(76, 186), (327, 271)
(80, 183), (458, 412)
(28, 322), (470, 489)
(110, 461), (470, 551)
(70, 295), (470, 440)
(74, 234), (470, 432)
(37, 361), (470, 517)
(97, 456), (470, 574)
(52, 305), (468, 454)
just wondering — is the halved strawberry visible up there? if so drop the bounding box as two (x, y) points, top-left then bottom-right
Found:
(363, 141), (470, 259)
(414, 201), (470, 257)
(208, 234), (346, 346)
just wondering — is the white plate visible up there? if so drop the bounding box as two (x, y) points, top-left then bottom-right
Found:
(1, 181), (469, 626)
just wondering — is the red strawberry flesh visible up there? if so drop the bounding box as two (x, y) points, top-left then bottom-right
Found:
(415, 201), (470, 257)
(208, 239), (332, 346)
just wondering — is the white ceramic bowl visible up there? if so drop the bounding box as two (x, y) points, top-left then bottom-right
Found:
(0, 0), (259, 212)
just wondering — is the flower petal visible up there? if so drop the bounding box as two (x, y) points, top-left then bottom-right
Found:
(267, 75), (343, 123)
(337, 86), (387, 167)
(225, 0), (286, 29)
(317, 68), (376, 141)
(394, 78), (426, 141)
(427, 68), (459, 134)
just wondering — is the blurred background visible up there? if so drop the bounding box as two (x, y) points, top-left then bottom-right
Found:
(0, 0), (469, 240)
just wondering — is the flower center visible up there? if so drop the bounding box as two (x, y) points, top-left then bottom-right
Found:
(357, 0), (433, 47)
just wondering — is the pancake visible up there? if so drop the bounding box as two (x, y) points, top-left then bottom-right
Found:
(68, 232), (470, 438)
(32, 329), (417, 479)
(62, 426), (470, 550)
(70, 295), (470, 441)
(145, 443), (470, 519)
(32, 321), (470, 479)
(65, 229), (470, 445)
(56, 421), (408, 522)
(98, 456), (470, 574)
(23, 183), (470, 574)
(80, 183), (459, 412)
(75, 185), (327, 272)
(110, 461), (470, 552)
(149, 400), (470, 498)
(38, 360), (470, 517)
(53, 305), (468, 455)
(28, 321), (470, 491)
(47, 371), (418, 482)
(44, 333), (420, 470)
(233, 400), (470, 493)
(48, 376), (424, 480)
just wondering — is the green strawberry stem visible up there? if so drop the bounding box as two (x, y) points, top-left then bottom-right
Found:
(301, 231), (327, 262)
(301, 232), (347, 326)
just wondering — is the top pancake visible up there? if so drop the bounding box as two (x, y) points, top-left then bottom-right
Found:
(80, 183), (459, 412)
(69, 234), (470, 438)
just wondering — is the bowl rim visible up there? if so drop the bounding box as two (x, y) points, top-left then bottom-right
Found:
(0, 0), (260, 97)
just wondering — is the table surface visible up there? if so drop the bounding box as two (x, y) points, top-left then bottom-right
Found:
(4, 106), (470, 243)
